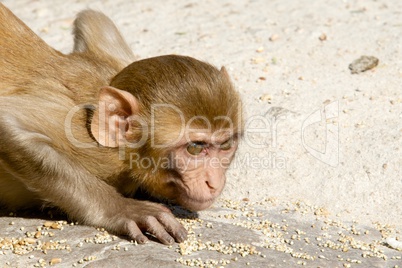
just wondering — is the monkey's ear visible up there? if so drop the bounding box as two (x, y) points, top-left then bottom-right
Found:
(91, 86), (139, 148)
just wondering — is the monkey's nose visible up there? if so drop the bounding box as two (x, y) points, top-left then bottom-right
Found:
(205, 180), (217, 194)
(205, 180), (214, 189)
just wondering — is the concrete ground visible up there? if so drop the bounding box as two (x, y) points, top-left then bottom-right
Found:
(1, 0), (401, 267)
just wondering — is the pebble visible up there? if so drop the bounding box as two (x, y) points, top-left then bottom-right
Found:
(319, 33), (327, 41)
(259, 94), (272, 102)
(269, 34), (279, 41)
(349, 56), (379, 74)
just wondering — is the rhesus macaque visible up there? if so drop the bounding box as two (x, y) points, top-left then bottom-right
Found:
(0, 4), (243, 244)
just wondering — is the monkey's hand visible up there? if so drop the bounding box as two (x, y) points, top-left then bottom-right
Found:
(112, 199), (187, 245)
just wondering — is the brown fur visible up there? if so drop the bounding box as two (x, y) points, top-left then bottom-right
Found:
(0, 4), (243, 244)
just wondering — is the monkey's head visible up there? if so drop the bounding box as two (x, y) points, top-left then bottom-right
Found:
(91, 55), (243, 211)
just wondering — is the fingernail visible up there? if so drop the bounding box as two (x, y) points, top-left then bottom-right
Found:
(137, 236), (148, 244)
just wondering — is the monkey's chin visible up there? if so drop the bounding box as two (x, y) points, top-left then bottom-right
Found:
(179, 198), (216, 212)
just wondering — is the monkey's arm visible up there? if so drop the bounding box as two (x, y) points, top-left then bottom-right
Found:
(73, 10), (136, 69)
(0, 110), (186, 245)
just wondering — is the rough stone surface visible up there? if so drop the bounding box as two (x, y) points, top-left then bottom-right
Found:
(1, 0), (402, 267)
(1, 200), (401, 267)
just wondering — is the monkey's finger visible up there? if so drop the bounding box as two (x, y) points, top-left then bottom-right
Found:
(142, 216), (175, 245)
(126, 220), (149, 244)
(157, 213), (188, 243)
(159, 205), (172, 213)
(147, 201), (171, 213)
(138, 200), (171, 213)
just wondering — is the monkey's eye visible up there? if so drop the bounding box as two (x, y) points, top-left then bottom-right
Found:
(187, 142), (206, 155)
(220, 139), (233, 151)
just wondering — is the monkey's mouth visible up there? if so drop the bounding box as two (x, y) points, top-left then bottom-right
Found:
(176, 194), (217, 212)
(133, 188), (213, 212)
(164, 177), (222, 211)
